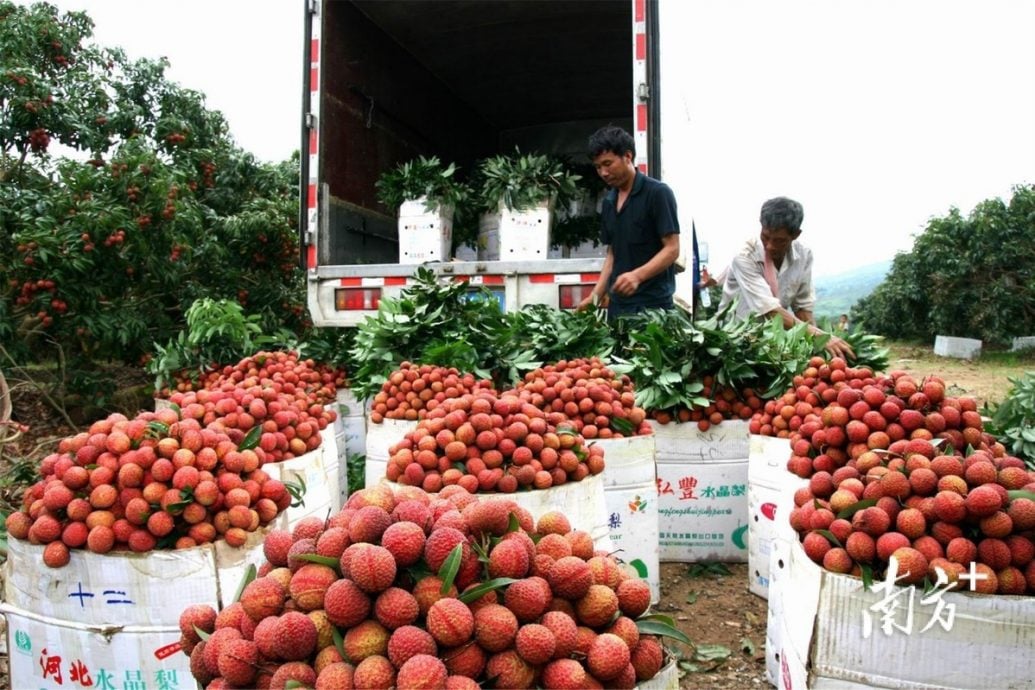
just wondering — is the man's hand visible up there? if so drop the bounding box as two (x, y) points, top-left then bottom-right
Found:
(824, 334), (855, 360)
(576, 292), (608, 311)
(611, 272), (641, 297)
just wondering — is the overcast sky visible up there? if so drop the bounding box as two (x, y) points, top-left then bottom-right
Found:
(35, 0), (1035, 278)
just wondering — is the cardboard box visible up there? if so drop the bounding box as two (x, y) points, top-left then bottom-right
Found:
(656, 458), (748, 562)
(767, 518), (1035, 689)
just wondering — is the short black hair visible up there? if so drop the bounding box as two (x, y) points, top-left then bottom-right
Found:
(588, 125), (635, 158)
(760, 197), (804, 233)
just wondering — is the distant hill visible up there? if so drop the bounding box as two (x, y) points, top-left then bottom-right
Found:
(814, 260), (891, 319)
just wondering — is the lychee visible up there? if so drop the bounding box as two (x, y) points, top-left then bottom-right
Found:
(387, 625), (437, 669)
(381, 521), (426, 566)
(575, 584), (619, 628)
(273, 610), (318, 661)
(630, 636), (664, 682)
(324, 578), (371, 628)
(514, 623), (556, 665)
(374, 586), (420, 630)
(426, 597), (475, 647)
(397, 654), (448, 690)
(473, 604), (519, 652)
(289, 563), (338, 611)
(548, 556), (593, 600)
(485, 650), (535, 690)
(343, 619), (390, 664)
(587, 632), (631, 681)
(542, 659), (587, 690)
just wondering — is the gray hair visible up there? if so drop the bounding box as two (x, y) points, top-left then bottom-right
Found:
(760, 197), (804, 233)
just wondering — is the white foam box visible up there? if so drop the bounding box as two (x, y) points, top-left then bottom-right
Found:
(656, 458), (749, 562)
(263, 447), (334, 529)
(636, 660), (679, 690)
(1, 606), (190, 690)
(4, 530), (265, 626)
(477, 212), (501, 261)
(1012, 336), (1035, 352)
(398, 198), (453, 264)
(588, 435), (660, 601)
(334, 388), (368, 458)
(364, 417), (418, 472)
(768, 527), (1035, 689)
(747, 435), (807, 599)
(604, 484), (660, 603)
(933, 335), (982, 360)
(498, 201), (552, 261)
(649, 420), (750, 462)
(320, 425), (347, 511)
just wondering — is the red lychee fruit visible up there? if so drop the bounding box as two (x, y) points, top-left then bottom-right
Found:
(426, 597), (475, 647)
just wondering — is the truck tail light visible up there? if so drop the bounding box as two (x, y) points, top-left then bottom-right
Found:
(558, 284), (593, 310)
(334, 287), (381, 310)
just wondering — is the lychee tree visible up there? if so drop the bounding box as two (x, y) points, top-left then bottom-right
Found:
(852, 184), (1035, 345)
(0, 1), (306, 407)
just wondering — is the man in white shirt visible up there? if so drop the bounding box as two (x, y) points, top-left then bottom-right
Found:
(719, 197), (854, 359)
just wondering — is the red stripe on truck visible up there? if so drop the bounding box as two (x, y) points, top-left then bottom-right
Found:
(307, 183), (317, 209)
(635, 0), (645, 22)
(636, 104), (648, 132)
(529, 274), (555, 283)
(635, 33), (646, 61)
(340, 277), (361, 287)
(307, 245), (316, 269)
(310, 39), (319, 62)
(580, 274), (601, 283)
(384, 277), (408, 286)
(310, 67), (318, 91)
(309, 130), (317, 155)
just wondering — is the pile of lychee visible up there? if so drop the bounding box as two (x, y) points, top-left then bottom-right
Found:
(179, 484), (669, 690)
(159, 350), (345, 404)
(510, 357), (652, 439)
(650, 375), (763, 430)
(748, 356), (994, 479)
(384, 390), (605, 493)
(5, 407), (295, 568)
(161, 352), (340, 463)
(790, 437), (1035, 595)
(369, 363), (496, 424)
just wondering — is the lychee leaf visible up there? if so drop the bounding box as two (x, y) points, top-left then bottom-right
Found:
(636, 613), (676, 626)
(168, 402), (182, 415)
(507, 512), (521, 533)
(239, 425), (262, 451)
(332, 625), (346, 661)
(635, 619), (692, 646)
(611, 416), (635, 436)
(295, 554), (341, 571)
(233, 564), (257, 603)
(836, 498), (877, 520)
(178, 486), (194, 500)
(285, 682), (305, 689)
(814, 529), (843, 548)
(1007, 490), (1035, 502)
(193, 625), (210, 641)
(859, 562), (874, 590)
(165, 499), (192, 514)
(146, 421), (169, 437)
(439, 543), (464, 593)
(285, 476), (307, 508)
(458, 577), (518, 604)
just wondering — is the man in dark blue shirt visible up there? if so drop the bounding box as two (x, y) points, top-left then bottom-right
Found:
(578, 126), (681, 319)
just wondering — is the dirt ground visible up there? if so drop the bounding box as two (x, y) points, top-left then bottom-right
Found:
(0, 342), (1031, 690)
